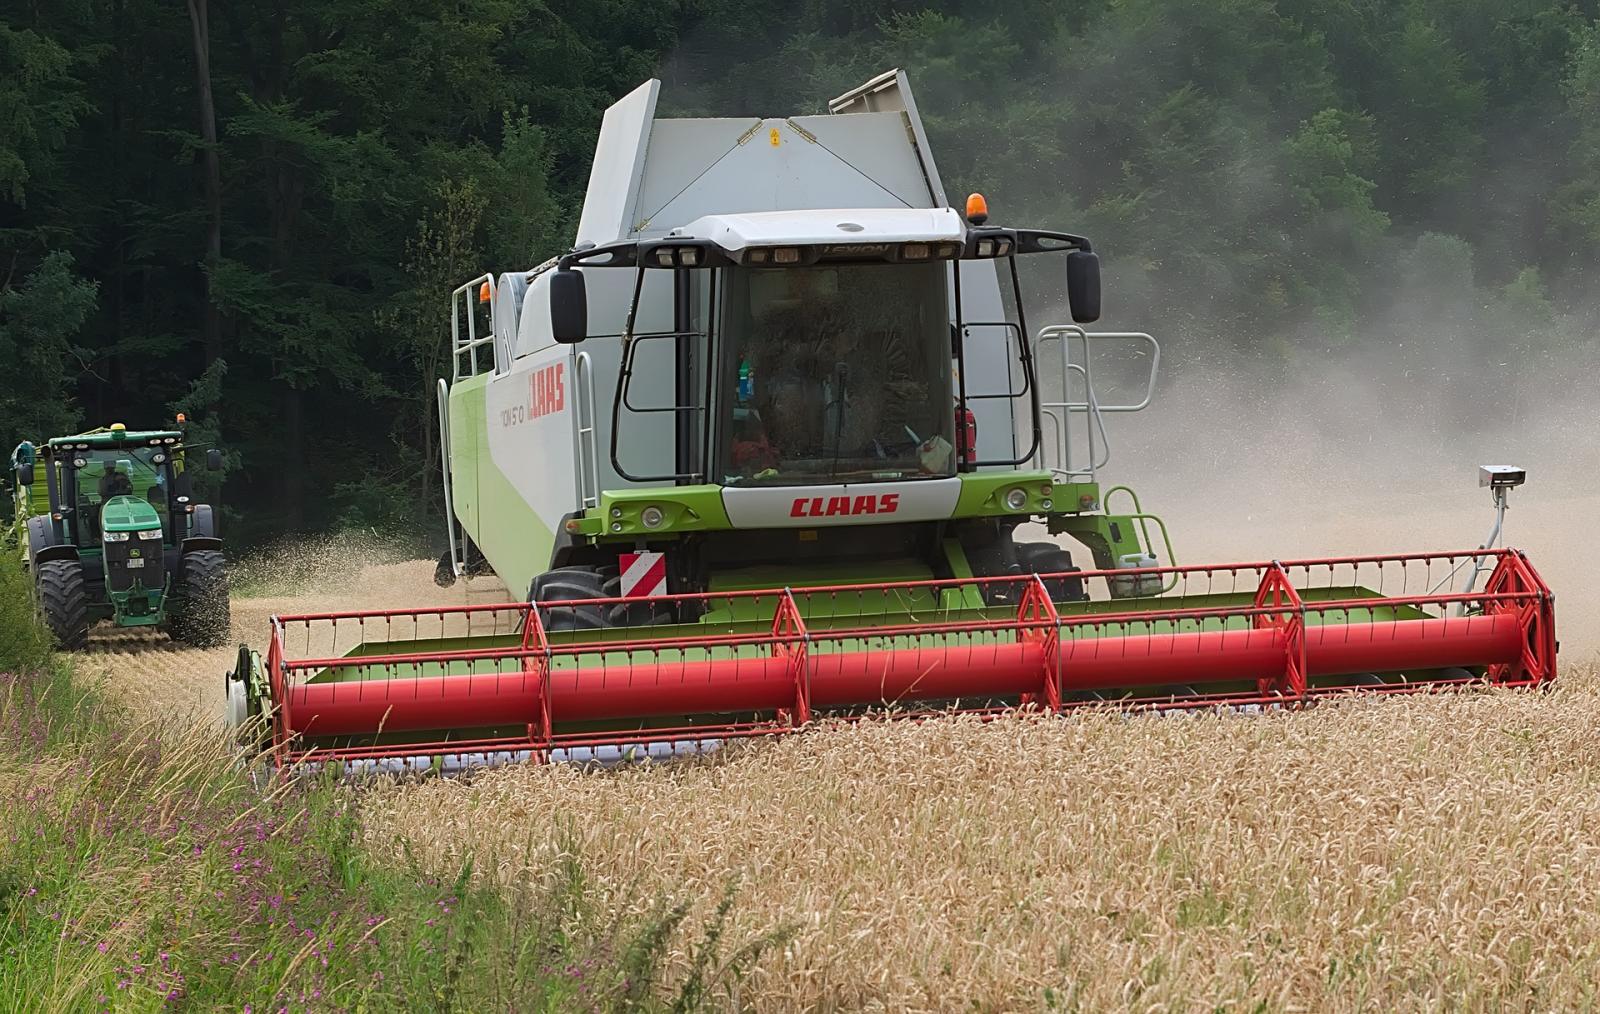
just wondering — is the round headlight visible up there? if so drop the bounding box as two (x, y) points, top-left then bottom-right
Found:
(611, 522), (623, 533)
(1040, 499), (1052, 510)
(1004, 487), (1029, 511)
(610, 507), (623, 519)
(73, 457), (86, 468)
(640, 505), (665, 529)
(152, 453), (167, 464)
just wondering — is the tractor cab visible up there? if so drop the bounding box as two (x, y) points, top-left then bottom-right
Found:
(12, 423), (230, 647)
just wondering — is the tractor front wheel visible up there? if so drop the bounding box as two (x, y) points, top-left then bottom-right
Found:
(36, 559), (89, 649)
(169, 550), (231, 648)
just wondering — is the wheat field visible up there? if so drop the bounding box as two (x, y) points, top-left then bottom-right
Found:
(360, 659), (1600, 1011)
(67, 483), (1600, 1011)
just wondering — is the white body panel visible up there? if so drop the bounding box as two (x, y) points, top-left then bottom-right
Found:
(722, 479), (962, 529)
(483, 344), (580, 534)
(576, 80), (659, 246)
(674, 208), (963, 249)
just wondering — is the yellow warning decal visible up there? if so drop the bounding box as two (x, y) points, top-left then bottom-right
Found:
(769, 127), (781, 147)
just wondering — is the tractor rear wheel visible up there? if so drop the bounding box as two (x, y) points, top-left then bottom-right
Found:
(36, 559), (89, 649)
(1015, 542), (1087, 603)
(169, 550), (231, 647)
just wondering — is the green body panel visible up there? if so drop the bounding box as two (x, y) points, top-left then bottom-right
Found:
(99, 495), (168, 625)
(447, 374), (554, 600)
(950, 470), (1056, 518)
(305, 585), (1429, 686)
(100, 495), (162, 533)
(597, 485), (732, 538)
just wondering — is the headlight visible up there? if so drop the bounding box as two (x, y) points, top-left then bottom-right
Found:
(138, 529), (163, 540)
(640, 505), (665, 529)
(1004, 488), (1029, 511)
(104, 531), (130, 542)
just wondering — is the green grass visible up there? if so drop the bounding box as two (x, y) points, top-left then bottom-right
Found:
(0, 547), (783, 1011)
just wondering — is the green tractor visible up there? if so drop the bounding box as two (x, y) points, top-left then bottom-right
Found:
(9, 423), (230, 648)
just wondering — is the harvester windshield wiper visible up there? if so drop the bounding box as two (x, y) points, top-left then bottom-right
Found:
(827, 362), (848, 481)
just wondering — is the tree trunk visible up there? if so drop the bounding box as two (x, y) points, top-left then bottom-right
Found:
(186, 0), (223, 394)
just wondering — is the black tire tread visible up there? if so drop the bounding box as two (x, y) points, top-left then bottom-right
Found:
(36, 559), (89, 650)
(170, 549), (231, 647)
(1014, 541), (1087, 603)
(531, 566), (610, 631)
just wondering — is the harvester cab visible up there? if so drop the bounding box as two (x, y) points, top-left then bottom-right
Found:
(226, 70), (1554, 774)
(432, 69), (1168, 614)
(12, 422), (230, 648)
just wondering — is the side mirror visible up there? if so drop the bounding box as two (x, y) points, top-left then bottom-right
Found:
(1066, 250), (1102, 324)
(205, 449), (223, 471)
(549, 268), (588, 344)
(16, 465), (34, 488)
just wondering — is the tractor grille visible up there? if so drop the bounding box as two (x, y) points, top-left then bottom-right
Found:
(104, 537), (165, 592)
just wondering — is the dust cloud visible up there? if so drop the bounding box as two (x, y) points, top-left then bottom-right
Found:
(1058, 328), (1600, 651)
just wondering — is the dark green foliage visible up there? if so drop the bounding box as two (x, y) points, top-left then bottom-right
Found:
(1, 0), (1598, 543)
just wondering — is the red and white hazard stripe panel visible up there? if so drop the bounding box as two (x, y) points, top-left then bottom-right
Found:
(618, 551), (667, 598)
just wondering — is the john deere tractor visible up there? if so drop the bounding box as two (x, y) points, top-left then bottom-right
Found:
(9, 423), (230, 648)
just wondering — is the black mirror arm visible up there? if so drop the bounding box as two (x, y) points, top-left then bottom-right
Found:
(1010, 229), (1093, 255)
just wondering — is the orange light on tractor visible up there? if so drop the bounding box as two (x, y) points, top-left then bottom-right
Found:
(478, 282), (492, 304)
(965, 192), (989, 226)
(176, 413), (186, 424)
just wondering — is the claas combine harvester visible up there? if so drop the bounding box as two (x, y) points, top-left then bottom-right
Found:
(226, 71), (1556, 772)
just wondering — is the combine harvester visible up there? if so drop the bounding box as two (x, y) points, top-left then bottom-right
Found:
(226, 71), (1555, 771)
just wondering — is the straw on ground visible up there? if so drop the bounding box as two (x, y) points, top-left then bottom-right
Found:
(367, 662), (1600, 1011)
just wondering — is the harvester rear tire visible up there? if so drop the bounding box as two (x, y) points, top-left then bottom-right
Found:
(1014, 542), (1087, 603)
(531, 567), (610, 631)
(36, 560), (89, 650)
(170, 550), (231, 648)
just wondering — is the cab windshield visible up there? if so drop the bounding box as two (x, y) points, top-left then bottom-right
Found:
(67, 447), (172, 542)
(718, 262), (954, 486)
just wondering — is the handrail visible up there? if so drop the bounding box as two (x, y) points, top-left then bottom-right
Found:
(1035, 325), (1160, 482)
(436, 378), (460, 580)
(450, 273), (496, 381)
(573, 351), (600, 509)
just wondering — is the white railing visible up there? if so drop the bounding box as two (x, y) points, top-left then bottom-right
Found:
(1035, 325), (1160, 484)
(450, 273), (497, 381)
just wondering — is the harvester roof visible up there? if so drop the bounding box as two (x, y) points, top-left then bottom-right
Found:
(672, 207), (963, 251)
(46, 427), (183, 450)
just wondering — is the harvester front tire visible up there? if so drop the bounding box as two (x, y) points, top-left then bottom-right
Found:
(1015, 542), (1087, 603)
(170, 550), (231, 648)
(36, 560), (89, 650)
(601, 574), (678, 628)
(530, 567), (610, 631)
